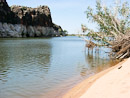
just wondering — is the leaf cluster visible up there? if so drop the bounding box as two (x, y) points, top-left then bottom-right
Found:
(84, 0), (130, 45)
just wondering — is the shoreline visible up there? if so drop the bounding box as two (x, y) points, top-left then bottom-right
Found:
(62, 59), (127, 98)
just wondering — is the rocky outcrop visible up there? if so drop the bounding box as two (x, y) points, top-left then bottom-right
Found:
(0, 0), (65, 37)
(11, 5), (53, 27)
(0, 0), (20, 24)
(0, 22), (62, 37)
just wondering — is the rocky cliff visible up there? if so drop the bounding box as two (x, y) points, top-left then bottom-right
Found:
(0, 0), (20, 24)
(0, 0), (64, 37)
(11, 5), (53, 27)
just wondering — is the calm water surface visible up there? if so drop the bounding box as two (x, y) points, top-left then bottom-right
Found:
(0, 36), (117, 98)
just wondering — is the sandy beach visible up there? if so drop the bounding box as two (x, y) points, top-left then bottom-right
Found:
(62, 58), (129, 98)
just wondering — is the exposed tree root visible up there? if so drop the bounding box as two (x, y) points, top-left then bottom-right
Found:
(112, 35), (130, 59)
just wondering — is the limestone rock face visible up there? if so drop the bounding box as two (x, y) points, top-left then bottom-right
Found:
(27, 26), (35, 37)
(0, 22), (63, 38)
(0, 0), (64, 37)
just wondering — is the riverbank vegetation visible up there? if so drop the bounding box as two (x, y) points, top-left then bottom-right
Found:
(82, 0), (130, 59)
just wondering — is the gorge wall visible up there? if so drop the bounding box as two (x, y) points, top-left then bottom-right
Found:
(0, 0), (64, 37)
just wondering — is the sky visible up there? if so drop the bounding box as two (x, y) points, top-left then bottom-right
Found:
(7, 0), (130, 34)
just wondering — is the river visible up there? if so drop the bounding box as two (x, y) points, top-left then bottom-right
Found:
(0, 36), (118, 98)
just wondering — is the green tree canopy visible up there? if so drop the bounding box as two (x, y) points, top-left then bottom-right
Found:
(82, 0), (130, 59)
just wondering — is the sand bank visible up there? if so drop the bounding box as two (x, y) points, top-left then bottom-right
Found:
(62, 58), (128, 98)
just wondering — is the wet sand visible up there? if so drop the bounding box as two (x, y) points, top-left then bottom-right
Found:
(62, 58), (128, 98)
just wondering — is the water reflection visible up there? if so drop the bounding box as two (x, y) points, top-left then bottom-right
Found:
(0, 38), (52, 98)
(79, 47), (111, 77)
(0, 37), (118, 98)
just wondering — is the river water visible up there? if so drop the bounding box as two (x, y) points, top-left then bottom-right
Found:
(0, 36), (117, 98)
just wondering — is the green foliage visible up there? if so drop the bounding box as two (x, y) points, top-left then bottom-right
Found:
(58, 28), (62, 32)
(63, 30), (68, 36)
(83, 0), (130, 45)
(63, 30), (68, 33)
(21, 6), (27, 10)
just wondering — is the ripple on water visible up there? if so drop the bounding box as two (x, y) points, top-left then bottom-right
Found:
(0, 37), (116, 98)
